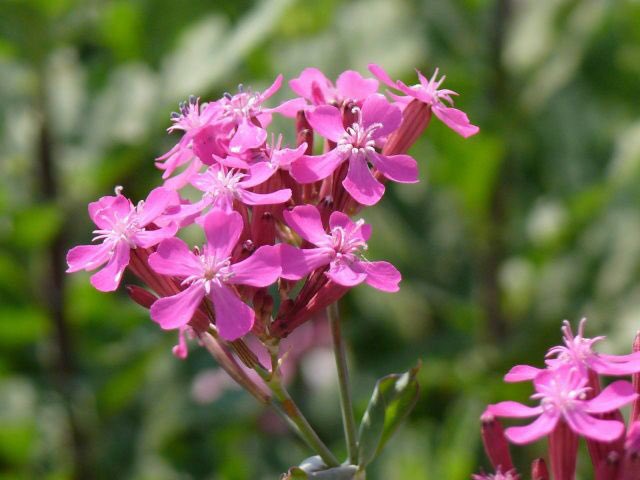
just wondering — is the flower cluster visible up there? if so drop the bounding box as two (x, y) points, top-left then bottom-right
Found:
(477, 318), (640, 480)
(66, 65), (477, 356)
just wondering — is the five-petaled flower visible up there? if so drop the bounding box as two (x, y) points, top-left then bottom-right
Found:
(280, 205), (401, 291)
(148, 210), (281, 340)
(291, 93), (418, 205)
(66, 187), (178, 292)
(369, 63), (479, 138)
(487, 365), (637, 444)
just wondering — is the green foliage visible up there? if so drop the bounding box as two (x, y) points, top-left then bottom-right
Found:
(357, 363), (420, 468)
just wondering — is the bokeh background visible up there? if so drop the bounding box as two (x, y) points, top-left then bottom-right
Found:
(1, 0), (640, 478)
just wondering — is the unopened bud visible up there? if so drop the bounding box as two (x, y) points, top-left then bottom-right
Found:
(480, 411), (514, 472)
(531, 458), (549, 480)
(126, 285), (157, 309)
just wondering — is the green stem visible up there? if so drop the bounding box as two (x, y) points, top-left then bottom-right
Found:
(263, 370), (340, 467)
(328, 302), (358, 465)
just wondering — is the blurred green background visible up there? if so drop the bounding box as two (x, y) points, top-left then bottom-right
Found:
(1, 0), (640, 478)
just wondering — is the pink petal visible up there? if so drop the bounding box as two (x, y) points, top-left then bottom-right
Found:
(488, 401), (544, 418)
(265, 98), (308, 118)
(133, 223), (179, 248)
(210, 284), (254, 341)
(238, 162), (278, 188)
(90, 195), (132, 230)
(367, 64), (398, 90)
(260, 74), (283, 101)
(90, 241), (130, 292)
(290, 149), (346, 183)
(162, 158), (203, 190)
(328, 212), (372, 241)
(585, 380), (638, 414)
(88, 195), (119, 229)
(203, 210), (243, 259)
(504, 412), (559, 444)
(563, 410), (624, 442)
(326, 261), (367, 287)
(148, 237), (203, 277)
(66, 243), (112, 273)
(192, 125), (225, 163)
(432, 104), (480, 138)
(305, 105), (345, 142)
(215, 153), (251, 169)
(335, 70), (379, 101)
(369, 152), (418, 183)
(237, 188), (291, 206)
(278, 244), (331, 280)
(328, 211), (354, 231)
(362, 261), (401, 292)
(272, 143), (307, 168)
(361, 93), (402, 138)
(229, 118), (267, 154)
(504, 365), (543, 383)
(342, 156), (385, 206)
(590, 355), (640, 375)
(136, 188), (179, 226)
(289, 68), (333, 101)
(228, 245), (281, 287)
(150, 283), (204, 330)
(283, 205), (328, 245)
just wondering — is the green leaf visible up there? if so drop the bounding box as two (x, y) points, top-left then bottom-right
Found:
(357, 362), (421, 468)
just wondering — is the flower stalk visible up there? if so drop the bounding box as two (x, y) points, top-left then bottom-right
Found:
(328, 302), (359, 465)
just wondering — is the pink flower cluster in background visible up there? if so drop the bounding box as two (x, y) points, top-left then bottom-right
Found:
(477, 318), (640, 480)
(66, 64), (478, 361)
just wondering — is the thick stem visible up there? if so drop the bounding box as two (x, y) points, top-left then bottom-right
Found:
(328, 302), (358, 465)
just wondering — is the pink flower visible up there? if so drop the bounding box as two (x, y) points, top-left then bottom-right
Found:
(368, 63), (479, 138)
(156, 96), (230, 189)
(471, 468), (519, 480)
(290, 93), (418, 205)
(505, 318), (640, 382)
(218, 76), (306, 154)
(148, 210), (281, 340)
(488, 365), (636, 444)
(189, 163), (291, 213)
(289, 68), (379, 106)
(66, 187), (178, 292)
(215, 134), (307, 172)
(280, 205), (401, 291)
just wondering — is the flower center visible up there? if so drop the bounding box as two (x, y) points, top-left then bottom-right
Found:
(328, 223), (368, 262)
(205, 169), (246, 198)
(533, 374), (591, 415)
(92, 209), (140, 248)
(222, 85), (261, 120)
(182, 252), (234, 294)
(169, 95), (203, 132)
(337, 107), (381, 157)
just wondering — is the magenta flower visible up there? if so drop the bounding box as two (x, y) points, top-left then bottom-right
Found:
(218, 76), (306, 154)
(471, 468), (518, 480)
(66, 187), (178, 292)
(188, 163), (291, 213)
(156, 96), (230, 189)
(289, 68), (379, 106)
(290, 93), (418, 205)
(148, 210), (281, 340)
(280, 205), (401, 291)
(488, 365), (636, 444)
(505, 318), (640, 382)
(215, 134), (307, 172)
(368, 63), (479, 138)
